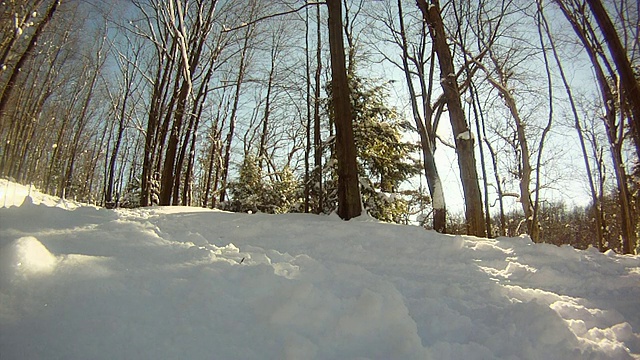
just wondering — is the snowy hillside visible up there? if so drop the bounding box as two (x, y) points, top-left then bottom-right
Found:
(1, 179), (639, 359)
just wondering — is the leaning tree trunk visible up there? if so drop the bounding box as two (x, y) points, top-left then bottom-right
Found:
(327, 0), (361, 220)
(585, 0), (640, 159)
(554, 0), (637, 253)
(0, 0), (60, 119)
(417, 0), (486, 236)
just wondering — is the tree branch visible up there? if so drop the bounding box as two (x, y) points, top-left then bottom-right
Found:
(223, 2), (325, 32)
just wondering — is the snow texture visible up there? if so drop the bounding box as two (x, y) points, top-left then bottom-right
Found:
(456, 130), (474, 141)
(1, 179), (639, 359)
(432, 177), (445, 210)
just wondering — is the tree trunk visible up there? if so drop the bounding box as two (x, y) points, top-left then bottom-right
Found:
(469, 81), (492, 238)
(106, 92), (128, 208)
(304, 5), (312, 213)
(314, 4), (323, 214)
(219, 26), (251, 204)
(397, 0), (446, 232)
(585, 0), (640, 158)
(0, 0), (60, 119)
(141, 38), (178, 206)
(327, 0), (361, 220)
(417, 0), (485, 236)
(554, 0), (637, 253)
(484, 54), (535, 240)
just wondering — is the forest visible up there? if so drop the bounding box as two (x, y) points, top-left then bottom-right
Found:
(0, 0), (638, 254)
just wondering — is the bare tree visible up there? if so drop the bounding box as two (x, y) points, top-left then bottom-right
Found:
(585, 0), (640, 157)
(0, 0), (60, 119)
(219, 7), (256, 204)
(416, 0), (485, 236)
(553, 0), (637, 254)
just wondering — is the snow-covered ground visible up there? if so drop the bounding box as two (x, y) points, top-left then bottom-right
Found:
(1, 179), (639, 359)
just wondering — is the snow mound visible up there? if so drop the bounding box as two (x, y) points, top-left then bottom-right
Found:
(0, 181), (638, 359)
(0, 236), (58, 279)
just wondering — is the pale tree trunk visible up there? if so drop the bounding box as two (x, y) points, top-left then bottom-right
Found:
(327, 0), (361, 220)
(477, 51), (535, 240)
(539, 5), (599, 247)
(417, 0), (485, 236)
(397, 0), (446, 232)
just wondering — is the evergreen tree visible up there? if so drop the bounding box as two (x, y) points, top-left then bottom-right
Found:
(228, 155), (264, 213)
(228, 155), (302, 214)
(270, 166), (300, 214)
(327, 73), (422, 223)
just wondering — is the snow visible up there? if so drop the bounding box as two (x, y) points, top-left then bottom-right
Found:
(1, 179), (639, 359)
(432, 177), (445, 210)
(456, 130), (474, 141)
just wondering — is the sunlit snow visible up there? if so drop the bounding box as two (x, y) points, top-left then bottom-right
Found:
(0, 179), (638, 359)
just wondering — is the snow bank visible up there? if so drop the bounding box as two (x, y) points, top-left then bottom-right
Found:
(0, 179), (79, 209)
(0, 181), (638, 359)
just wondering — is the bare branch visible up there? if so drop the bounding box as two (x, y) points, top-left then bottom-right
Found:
(222, 2), (325, 32)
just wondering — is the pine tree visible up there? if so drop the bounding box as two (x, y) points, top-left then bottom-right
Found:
(229, 155), (264, 213)
(229, 156), (302, 214)
(327, 73), (422, 223)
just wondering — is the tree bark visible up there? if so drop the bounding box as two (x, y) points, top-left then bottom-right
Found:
(0, 0), (60, 120)
(397, 0), (446, 232)
(554, 0), (637, 253)
(314, 4), (323, 214)
(417, 0), (485, 236)
(585, 0), (640, 158)
(327, 0), (361, 220)
(219, 24), (252, 204)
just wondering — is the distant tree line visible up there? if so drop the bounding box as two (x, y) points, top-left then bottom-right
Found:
(0, 0), (637, 253)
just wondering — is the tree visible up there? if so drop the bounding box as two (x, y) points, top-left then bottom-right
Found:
(327, 72), (422, 223)
(416, 0), (485, 236)
(367, 0), (447, 231)
(0, 0), (61, 119)
(327, 0), (361, 220)
(218, 4), (256, 205)
(313, 4), (324, 214)
(553, 0), (637, 254)
(584, 0), (640, 157)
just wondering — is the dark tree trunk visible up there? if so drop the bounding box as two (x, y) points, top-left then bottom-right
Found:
(314, 4), (323, 214)
(105, 94), (128, 209)
(554, 0), (637, 253)
(0, 0), (60, 119)
(327, 0), (361, 220)
(585, 0), (640, 159)
(417, 0), (485, 236)
(159, 79), (190, 205)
